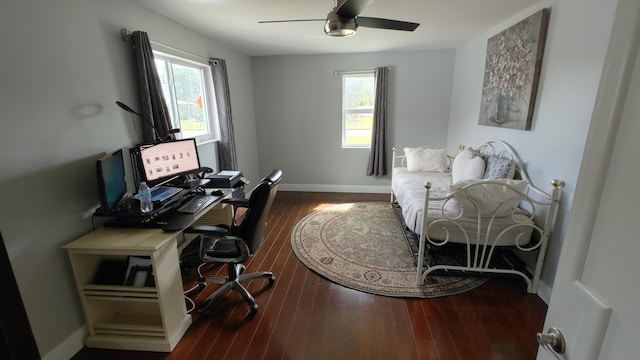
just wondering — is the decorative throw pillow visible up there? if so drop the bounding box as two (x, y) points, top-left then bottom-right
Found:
(451, 150), (486, 183)
(483, 156), (516, 179)
(403, 147), (449, 172)
(445, 179), (529, 217)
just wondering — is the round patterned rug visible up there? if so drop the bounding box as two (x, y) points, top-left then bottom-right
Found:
(290, 202), (487, 298)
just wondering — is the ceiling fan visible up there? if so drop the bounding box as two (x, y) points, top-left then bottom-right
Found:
(259, 0), (420, 37)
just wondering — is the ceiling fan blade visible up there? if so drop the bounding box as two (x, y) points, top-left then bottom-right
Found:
(357, 17), (420, 31)
(258, 19), (325, 24)
(336, 0), (374, 19)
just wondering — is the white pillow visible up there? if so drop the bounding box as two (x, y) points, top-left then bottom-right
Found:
(445, 179), (529, 217)
(451, 150), (486, 183)
(403, 147), (448, 172)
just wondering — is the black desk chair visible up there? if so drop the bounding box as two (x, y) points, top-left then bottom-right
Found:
(185, 169), (282, 315)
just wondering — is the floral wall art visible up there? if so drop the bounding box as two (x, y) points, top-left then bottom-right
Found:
(479, 8), (550, 130)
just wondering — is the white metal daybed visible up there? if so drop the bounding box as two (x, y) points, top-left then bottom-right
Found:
(391, 140), (563, 294)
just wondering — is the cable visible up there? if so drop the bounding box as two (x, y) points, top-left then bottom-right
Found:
(184, 281), (204, 296)
(182, 262), (210, 314)
(184, 295), (195, 314)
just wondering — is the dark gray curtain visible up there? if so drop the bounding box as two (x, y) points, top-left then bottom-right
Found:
(131, 31), (173, 143)
(366, 67), (389, 177)
(209, 58), (238, 171)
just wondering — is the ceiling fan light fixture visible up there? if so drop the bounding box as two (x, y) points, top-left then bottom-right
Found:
(324, 12), (357, 37)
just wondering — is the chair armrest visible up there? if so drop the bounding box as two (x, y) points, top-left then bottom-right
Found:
(222, 198), (250, 208)
(184, 225), (228, 236)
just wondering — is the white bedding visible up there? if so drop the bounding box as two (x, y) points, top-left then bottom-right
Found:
(391, 167), (451, 233)
(391, 167), (534, 246)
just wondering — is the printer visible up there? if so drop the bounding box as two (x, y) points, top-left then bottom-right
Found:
(204, 170), (248, 198)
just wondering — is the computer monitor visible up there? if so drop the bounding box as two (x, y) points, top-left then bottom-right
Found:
(96, 149), (127, 215)
(136, 138), (201, 188)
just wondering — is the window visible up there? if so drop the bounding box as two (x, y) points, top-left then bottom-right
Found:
(342, 71), (375, 148)
(154, 52), (219, 143)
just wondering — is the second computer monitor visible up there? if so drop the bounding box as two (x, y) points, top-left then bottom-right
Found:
(96, 149), (127, 215)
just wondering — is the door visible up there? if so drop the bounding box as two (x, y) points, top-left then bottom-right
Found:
(538, 1), (640, 358)
(0, 232), (41, 359)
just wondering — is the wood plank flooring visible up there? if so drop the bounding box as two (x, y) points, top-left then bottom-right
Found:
(72, 191), (547, 360)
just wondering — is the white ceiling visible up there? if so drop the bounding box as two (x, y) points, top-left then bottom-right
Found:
(132, 0), (540, 56)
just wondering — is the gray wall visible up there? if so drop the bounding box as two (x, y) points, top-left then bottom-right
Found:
(0, 0), (623, 357)
(0, 0), (258, 358)
(447, 0), (619, 296)
(252, 51), (454, 192)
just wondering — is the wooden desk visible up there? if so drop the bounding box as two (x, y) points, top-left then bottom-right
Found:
(64, 194), (232, 352)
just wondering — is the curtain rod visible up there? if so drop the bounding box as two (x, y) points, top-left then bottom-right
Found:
(333, 67), (390, 75)
(120, 28), (209, 64)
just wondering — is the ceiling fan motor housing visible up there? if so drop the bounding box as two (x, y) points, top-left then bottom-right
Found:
(324, 11), (357, 37)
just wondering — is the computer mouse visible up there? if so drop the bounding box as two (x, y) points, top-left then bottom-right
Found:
(211, 189), (224, 196)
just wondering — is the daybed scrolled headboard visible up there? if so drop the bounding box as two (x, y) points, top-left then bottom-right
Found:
(465, 140), (550, 200)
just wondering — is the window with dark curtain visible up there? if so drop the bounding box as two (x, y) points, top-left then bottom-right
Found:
(366, 66), (389, 177)
(131, 31), (174, 144)
(209, 58), (237, 171)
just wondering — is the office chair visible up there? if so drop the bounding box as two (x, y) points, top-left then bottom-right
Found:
(184, 169), (282, 314)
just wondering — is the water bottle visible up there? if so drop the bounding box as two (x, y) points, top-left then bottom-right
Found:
(138, 182), (153, 213)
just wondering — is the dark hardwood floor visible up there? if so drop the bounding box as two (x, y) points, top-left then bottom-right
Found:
(72, 191), (547, 360)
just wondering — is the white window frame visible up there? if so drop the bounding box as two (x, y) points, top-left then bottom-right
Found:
(153, 51), (220, 145)
(341, 71), (376, 148)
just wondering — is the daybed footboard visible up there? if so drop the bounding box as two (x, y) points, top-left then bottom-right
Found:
(416, 179), (564, 294)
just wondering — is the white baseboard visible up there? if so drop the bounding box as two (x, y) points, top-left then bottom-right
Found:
(537, 279), (552, 304)
(42, 326), (86, 360)
(279, 183), (391, 194)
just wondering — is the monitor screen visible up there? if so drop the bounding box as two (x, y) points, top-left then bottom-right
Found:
(96, 149), (127, 215)
(138, 139), (201, 187)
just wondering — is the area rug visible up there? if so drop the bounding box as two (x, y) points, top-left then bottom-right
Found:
(290, 202), (487, 298)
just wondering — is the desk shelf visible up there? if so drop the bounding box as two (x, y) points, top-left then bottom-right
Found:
(83, 284), (159, 299)
(93, 313), (164, 335)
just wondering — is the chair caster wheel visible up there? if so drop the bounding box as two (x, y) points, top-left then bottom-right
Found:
(198, 299), (213, 313)
(269, 275), (276, 285)
(250, 304), (258, 316)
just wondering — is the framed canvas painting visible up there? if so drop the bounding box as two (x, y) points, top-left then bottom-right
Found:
(479, 8), (550, 130)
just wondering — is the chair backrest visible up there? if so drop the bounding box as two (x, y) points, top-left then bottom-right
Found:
(236, 169), (282, 254)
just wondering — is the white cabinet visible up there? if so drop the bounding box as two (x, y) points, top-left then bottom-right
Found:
(64, 228), (192, 352)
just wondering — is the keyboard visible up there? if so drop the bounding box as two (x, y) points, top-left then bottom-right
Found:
(177, 195), (217, 214)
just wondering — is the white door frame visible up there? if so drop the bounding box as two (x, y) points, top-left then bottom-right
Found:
(550, 0), (639, 291)
(539, 0), (640, 358)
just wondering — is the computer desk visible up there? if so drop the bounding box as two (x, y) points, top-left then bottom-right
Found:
(63, 190), (233, 352)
